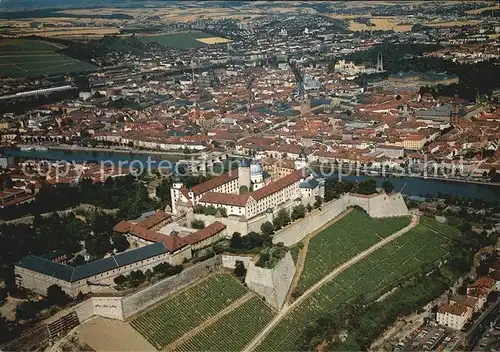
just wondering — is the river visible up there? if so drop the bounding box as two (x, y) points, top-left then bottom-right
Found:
(2, 147), (500, 202)
(325, 173), (500, 203)
(1, 147), (187, 164)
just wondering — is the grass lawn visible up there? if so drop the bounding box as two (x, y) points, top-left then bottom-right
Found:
(256, 217), (460, 351)
(0, 39), (96, 77)
(297, 209), (411, 293)
(138, 30), (219, 49)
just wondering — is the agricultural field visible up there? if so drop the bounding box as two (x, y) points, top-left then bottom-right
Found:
(297, 209), (411, 293)
(0, 39), (96, 77)
(129, 274), (248, 349)
(138, 31), (230, 49)
(256, 218), (460, 351)
(176, 296), (275, 352)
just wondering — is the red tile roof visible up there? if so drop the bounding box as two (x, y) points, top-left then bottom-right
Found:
(191, 171), (239, 196)
(251, 168), (307, 201)
(184, 221), (226, 245)
(137, 211), (171, 230)
(113, 220), (132, 233)
(199, 192), (250, 207)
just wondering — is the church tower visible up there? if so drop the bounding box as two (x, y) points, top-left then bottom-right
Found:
(295, 147), (308, 170)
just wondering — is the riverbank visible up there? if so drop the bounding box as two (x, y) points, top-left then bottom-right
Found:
(310, 164), (500, 188)
(22, 144), (203, 157)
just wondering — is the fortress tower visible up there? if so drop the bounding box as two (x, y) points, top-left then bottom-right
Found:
(238, 158), (251, 191)
(170, 176), (184, 214)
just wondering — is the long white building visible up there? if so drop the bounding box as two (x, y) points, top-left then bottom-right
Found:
(171, 157), (323, 218)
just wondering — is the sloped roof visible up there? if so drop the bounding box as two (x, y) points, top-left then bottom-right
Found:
(184, 221), (226, 245)
(16, 255), (73, 282)
(16, 242), (170, 283)
(189, 171), (239, 196)
(199, 192), (251, 207)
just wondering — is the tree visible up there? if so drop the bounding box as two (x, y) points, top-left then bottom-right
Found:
(261, 221), (274, 237)
(234, 260), (247, 278)
(314, 196), (323, 209)
(16, 301), (40, 321)
(230, 232), (243, 249)
(112, 233), (130, 253)
(306, 203), (313, 212)
(273, 217), (283, 231)
(47, 284), (70, 306)
(356, 179), (377, 195)
(191, 219), (205, 229)
(382, 180), (394, 193)
(277, 209), (291, 227)
(114, 275), (127, 285)
(461, 222), (472, 233)
(128, 270), (146, 287)
(291, 204), (306, 221)
(239, 185), (249, 194)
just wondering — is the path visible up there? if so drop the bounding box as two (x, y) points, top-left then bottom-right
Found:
(244, 213), (420, 352)
(164, 292), (255, 351)
(285, 208), (353, 304)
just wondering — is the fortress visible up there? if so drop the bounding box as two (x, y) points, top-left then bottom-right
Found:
(170, 153), (324, 227)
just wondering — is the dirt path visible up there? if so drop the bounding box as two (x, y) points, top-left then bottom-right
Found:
(75, 316), (156, 351)
(285, 208), (353, 304)
(244, 213), (420, 352)
(164, 292), (255, 351)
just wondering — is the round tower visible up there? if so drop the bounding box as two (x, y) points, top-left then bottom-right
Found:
(238, 158), (251, 191)
(170, 175), (184, 214)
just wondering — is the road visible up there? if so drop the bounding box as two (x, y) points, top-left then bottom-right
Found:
(244, 213), (420, 352)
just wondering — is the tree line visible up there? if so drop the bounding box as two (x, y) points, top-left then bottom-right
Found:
(0, 174), (155, 221)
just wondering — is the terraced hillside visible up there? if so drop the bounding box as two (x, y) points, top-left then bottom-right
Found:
(176, 296), (275, 352)
(255, 218), (460, 351)
(297, 209), (410, 293)
(130, 274), (248, 350)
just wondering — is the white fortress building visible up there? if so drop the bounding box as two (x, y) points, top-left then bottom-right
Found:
(171, 154), (324, 220)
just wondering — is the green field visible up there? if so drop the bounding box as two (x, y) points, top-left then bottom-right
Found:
(0, 39), (96, 77)
(138, 31), (214, 49)
(130, 274), (248, 349)
(255, 218), (460, 351)
(177, 296), (275, 352)
(297, 209), (411, 293)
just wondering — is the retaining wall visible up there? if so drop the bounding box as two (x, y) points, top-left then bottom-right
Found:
(273, 193), (409, 247)
(70, 256), (222, 323)
(221, 254), (253, 269)
(245, 251), (296, 310)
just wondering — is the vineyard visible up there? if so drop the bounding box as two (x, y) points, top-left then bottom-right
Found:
(129, 274), (248, 349)
(256, 218), (460, 351)
(176, 297), (275, 351)
(297, 209), (411, 292)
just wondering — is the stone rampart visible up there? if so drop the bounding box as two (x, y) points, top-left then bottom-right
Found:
(272, 193), (409, 246)
(245, 251), (296, 310)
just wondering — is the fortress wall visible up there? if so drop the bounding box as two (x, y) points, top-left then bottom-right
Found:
(272, 195), (350, 246)
(270, 251), (296, 310)
(121, 255), (221, 319)
(245, 264), (274, 305)
(193, 214), (247, 237)
(74, 299), (94, 323)
(221, 254), (253, 269)
(272, 193), (408, 247)
(91, 296), (124, 320)
(245, 251), (296, 310)
(367, 193), (409, 218)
